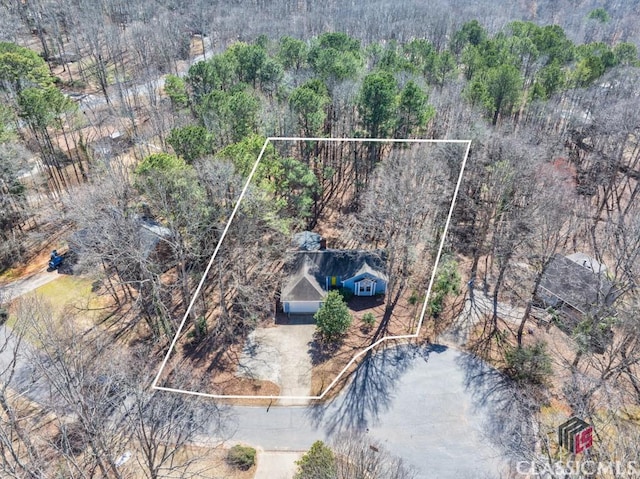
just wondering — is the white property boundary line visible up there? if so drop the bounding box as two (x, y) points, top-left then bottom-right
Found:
(152, 137), (472, 400)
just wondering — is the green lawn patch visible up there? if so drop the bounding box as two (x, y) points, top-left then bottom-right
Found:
(7, 276), (107, 336)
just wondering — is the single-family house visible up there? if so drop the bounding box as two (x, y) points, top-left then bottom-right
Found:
(281, 245), (387, 315)
(69, 217), (174, 274)
(537, 253), (619, 320)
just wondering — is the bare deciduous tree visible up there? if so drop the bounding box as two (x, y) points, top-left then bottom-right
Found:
(331, 432), (416, 479)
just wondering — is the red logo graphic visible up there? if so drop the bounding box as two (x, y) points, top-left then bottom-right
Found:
(574, 426), (593, 453)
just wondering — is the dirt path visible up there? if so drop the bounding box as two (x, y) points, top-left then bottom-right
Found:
(0, 271), (63, 304)
(438, 289), (525, 346)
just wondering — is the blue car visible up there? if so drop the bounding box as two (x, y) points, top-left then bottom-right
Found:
(48, 250), (63, 270)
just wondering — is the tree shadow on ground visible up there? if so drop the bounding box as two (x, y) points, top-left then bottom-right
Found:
(455, 352), (539, 463)
(275, 313), (316, 325)
(308, 333), (343, 366)
(348, 296), (384, 312)
(307, 342), (447, 435)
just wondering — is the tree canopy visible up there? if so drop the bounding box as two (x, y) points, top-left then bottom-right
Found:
(294, 440), (337, 479)
(314, 291), (352, 342)
(308, 32), (363, 81)
(358, 71), (398, 137)
(0, 42), (53, 92)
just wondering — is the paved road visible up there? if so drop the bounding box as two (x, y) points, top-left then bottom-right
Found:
(220, 344), (514, 478)
(0, 271), (62, 304)
(3, 323), (515, 478)
(76, 37), (212, 112)
(4, 328), (513, 478)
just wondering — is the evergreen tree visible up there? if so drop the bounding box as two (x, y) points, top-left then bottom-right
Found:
(294, 441), (337, 479)
(357, 71), (398, 138)
(314, 291), (352, 342)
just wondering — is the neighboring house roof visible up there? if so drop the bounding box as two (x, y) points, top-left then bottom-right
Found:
(69, 217), (172, 261)
(565, 252), (606, 274)
(281, 250), (387, 303)
(139, 219), (172, 260)
(539, 254), (618, 314)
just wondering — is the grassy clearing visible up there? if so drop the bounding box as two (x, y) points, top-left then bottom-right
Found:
(7, 275), (109, 336)
(29, 275), (100, 312)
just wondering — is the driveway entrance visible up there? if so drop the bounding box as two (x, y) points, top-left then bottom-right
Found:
(237, 317), (315, 405)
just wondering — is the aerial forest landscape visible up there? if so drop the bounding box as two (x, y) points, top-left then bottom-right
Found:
(1, 0), (640, 477)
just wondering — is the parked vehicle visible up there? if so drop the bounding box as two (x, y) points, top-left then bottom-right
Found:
(48, 250), (63, 270)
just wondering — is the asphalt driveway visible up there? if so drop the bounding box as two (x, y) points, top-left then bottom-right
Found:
(237, 318), (315, 405)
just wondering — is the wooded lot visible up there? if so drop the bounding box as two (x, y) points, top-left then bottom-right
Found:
(1, 0), (640, 476)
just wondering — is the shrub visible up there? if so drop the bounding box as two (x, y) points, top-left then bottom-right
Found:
(187, 316), (207, 343)
(361, 312), (376, 328)
(428, 256), (461, 318)
(408, 290), (420, 305)
(295, 440), (336, 479)
(573, 316), (615, 355)
(226, 444), (256, 470)
(67, 79), (87, 89)
(504, 341), (552, 385)
(338, 287), (353, 301)
(56, 422), (88, 455)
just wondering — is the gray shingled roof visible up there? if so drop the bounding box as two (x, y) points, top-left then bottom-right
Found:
(539, 254), (619, 314)
(69, 217), (172, 260)
(282, 250), (387, 302)
(294, 250), (387, 281)
(292, 231), (323, 251)
(139, 219), (172, 259)
(281, 271), (325, 302)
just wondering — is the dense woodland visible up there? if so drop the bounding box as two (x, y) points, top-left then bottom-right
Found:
(1, 0), (640, 477)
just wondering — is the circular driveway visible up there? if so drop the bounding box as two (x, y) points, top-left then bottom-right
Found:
(223, 344), (518, 478)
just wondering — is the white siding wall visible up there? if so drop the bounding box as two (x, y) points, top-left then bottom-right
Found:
(285, 301), (322, 314)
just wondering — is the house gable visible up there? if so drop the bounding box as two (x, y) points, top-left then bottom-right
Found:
(342, 272), (386, 296)
(282, 272), (325, 302)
